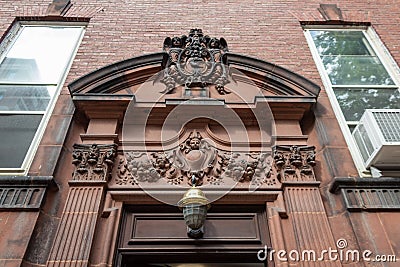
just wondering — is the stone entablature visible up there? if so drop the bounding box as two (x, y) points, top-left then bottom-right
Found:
(111, 133), (318, 189)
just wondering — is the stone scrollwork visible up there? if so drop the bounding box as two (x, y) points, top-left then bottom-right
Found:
(160, 28), (230, 95)
(273, 145), (316, 182)
(72, 144), (117, 181)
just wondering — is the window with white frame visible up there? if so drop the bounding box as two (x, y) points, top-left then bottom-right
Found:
(0, 23), (84, 172)
(304, 27), (400, 173)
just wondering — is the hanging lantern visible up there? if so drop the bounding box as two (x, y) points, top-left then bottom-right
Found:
(178, 186), (210, 239)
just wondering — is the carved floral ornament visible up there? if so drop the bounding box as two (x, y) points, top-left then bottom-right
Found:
(115, 131), (279, 188)
(160, 29), (231, 95)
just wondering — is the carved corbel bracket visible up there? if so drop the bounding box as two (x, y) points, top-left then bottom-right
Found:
(273, 145), (316, 182)
(72, 143), (117, 182)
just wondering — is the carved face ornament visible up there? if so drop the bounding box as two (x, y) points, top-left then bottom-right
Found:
(189, 137), (201, 150)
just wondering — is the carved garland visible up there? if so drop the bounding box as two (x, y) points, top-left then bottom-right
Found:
(224, 152), (275, 186)
(115, 145), (317, 186)
(115, 131), (277, 187)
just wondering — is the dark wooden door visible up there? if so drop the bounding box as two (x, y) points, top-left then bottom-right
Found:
(116, 205), (271, 267)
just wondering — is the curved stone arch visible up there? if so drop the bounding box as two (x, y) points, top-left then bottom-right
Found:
(69, 53), (164, 95)
(68, 52), (320, 99)
(227, 53), (320, 97)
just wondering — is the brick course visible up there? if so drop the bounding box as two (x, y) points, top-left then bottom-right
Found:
(1, 0), (399, 89)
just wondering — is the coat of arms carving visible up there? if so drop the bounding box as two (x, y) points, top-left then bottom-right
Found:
(160, 29), (231, 95)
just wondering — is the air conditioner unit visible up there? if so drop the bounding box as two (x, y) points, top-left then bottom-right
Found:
(352, 109), (400, 169)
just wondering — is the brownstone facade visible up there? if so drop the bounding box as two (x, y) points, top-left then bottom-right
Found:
(0, 1), (399, 267)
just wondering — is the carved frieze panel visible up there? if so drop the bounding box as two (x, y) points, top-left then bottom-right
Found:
(116, 153), (161, 186)
(114, 142), (319, 187)
(273, 145), (316, 182)
(224, 152), (276, 187)
(112, 131), (278, 188)
(160, 29), (230, 95)
(72, 144), (117, 181)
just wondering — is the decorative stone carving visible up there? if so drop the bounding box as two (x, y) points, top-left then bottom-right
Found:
(113, 132), (279, 187)
(173, 131), (225, 186)
(151, 152), (182, 185)
(116, 152), (161, 185)
(116, 157), (136, 185)
(224, 152), (275, 186)
(72, 144), (117, 181)
(273, 145), (316, 182)
(160, 29), (230, 95)
(115, 132), (229, 186)
(223, 153), (246, 181)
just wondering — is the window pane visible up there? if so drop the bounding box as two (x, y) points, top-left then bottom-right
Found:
(0, 85), (55, 111)
(348, 125), (356, 133)
(321, 55), (395, 85)
(334, 88), (400, 121)
(0, 26), (83, 84)
(310, 30), (372, 56)
(0, 114), (43, 168)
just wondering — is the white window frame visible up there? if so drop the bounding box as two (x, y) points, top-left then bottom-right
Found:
(0, 21), (85, 175)
(304, 25), (400, 176)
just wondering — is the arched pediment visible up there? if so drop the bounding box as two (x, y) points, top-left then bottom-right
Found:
(69, 52), (320, 99)
(70, 30), (320, 183)
(69, 29), (320, 125)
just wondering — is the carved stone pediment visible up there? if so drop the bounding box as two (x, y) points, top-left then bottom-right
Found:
(114, 131), (278, 188)
(160, 29), (230, 95)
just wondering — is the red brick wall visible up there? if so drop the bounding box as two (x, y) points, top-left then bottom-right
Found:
(0, 1), (399, 266)
(1, 0), (399, 88)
